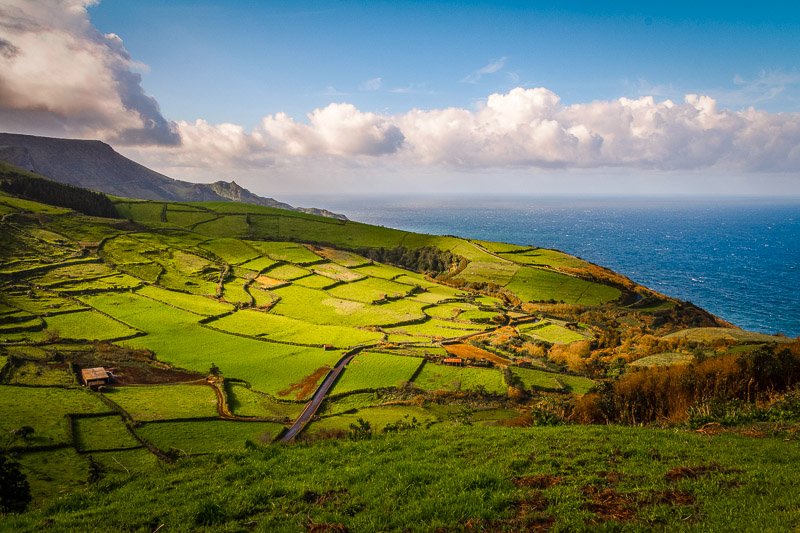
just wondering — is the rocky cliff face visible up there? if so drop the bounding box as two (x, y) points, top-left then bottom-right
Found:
(0, 132), (346, 220)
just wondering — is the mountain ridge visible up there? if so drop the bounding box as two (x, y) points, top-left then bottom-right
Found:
(0, 132), (346, 220)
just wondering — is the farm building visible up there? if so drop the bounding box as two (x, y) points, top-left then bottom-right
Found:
(442, 357), (463, 366)
(80, 367), (111, 388)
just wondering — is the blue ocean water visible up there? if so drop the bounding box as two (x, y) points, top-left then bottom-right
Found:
(292, 196), (800, 337)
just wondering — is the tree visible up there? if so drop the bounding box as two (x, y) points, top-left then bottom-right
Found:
(0, 454), (31, 514)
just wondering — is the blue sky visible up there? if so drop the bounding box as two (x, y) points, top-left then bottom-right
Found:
(89, 0), (800, 126)
(1, 1), (799, 196)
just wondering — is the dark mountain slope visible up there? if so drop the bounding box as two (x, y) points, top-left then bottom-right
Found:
(0, 132), (345, 219)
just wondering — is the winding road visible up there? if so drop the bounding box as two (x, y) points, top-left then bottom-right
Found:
(279, 348), (360, 442)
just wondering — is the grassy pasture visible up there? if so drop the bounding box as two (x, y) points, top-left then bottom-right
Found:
(221, 278), (252, 305)
(386, 318), (486, 340)
(311, 247), (370, 267)
(505, 266), (621, 305)
(292, 273), (337, 289)
(114, 202), (165, 223)
(44, 310), (139, 341)
(192, 215), (249, 237)
(16, 448), (89, 506)
(327, 276), (412, 303)
(247, 241), (323, 264)
(165, 208), (218, 227)
(663, 327), (790, 344)
(313, 262), (365, 282)
(81, 292), (343, 395)
(33, 263), (117, 286)
(352, 263), (411, 280)
(199, 238), (260, 265)
(54, 273), (143, 293)
(331, 352), (424, 395)
(510, 366), (564, 392)
(73, 415), (140, 451)
(498, 248), (591, 269)
(210, 309), (383, 348)
(137, 285), (233, 316)
(105, 384), (218, 421)
(0, 386), (108, 447)
(238, 256), (278, 272)
(89, 448), (161, 477)
(6, 361), (75, 387)
(424, 301), (479, 319)
(322, 392), (386, 416)
(472, 240), (533, 253)
(308, 405), (436, 436)
(413, 363), (506, 394)
(226, 382), (304, 420)
(455, 260), (519, 285)
(265, 263), (310, 280)
(8, 424), (800, 530)
(136, 420), (284, 453)
(270, 285), (425, 327)
(630, 353), (696, 367)
(518, 321), (589, 344)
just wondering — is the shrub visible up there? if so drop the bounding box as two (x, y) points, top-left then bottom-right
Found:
(0, 454), (31, 514)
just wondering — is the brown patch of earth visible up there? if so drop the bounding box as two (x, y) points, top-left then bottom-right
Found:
(665, 463), (738, 482)
(581, 485), (637, 522)
(278, 366), (331, 400)
(513, 474), (562, 489)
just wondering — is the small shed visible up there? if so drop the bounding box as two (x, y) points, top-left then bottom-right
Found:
(80, 367), (111, 388)
(442, 357), (463, 367)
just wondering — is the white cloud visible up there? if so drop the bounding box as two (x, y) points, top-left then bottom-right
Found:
(359, 77), (382, 91)
(0, 0), (178, 145)
(461, 57), (508, 84)
(139, 87), (800, 176)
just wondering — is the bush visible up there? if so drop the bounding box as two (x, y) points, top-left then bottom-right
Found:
(0, 454), (31, 514)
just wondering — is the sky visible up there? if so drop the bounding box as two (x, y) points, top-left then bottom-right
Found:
(1, 0), (800, 197)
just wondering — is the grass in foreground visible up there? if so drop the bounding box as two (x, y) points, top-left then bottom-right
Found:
(4, 424), (799, 531)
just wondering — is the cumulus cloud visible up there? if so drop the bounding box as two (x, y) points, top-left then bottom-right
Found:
(148, 87), (800, 175)
(0, 0), (178, 145)
(461, 57), (508, 84)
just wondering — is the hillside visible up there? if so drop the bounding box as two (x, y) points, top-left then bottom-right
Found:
(0, 176), (798, 528)
(0, 133), (345, 220)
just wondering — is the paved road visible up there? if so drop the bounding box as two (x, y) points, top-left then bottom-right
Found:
(280, 350), (358, 442)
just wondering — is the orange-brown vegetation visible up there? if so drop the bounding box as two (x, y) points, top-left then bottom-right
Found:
(577, 342), (800, 425)
(254, 275), (286, 288)
(443, 343), (511, 365)
(548, 340), (592, 372)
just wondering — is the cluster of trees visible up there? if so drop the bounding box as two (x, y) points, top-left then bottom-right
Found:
(573, 343), (800, 425)
(0, 172), (118, 218)
(355, 246), (460, 275)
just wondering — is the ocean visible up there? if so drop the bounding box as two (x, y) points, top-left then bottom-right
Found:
(289, 195), (800, 337)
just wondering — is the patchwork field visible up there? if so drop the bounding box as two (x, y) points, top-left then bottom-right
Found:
(4, 180), (791, 529)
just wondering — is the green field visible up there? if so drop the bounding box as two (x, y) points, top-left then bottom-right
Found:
(80, 292), (343, 396)
(412, 362), (507, 394)
(0, 386), (109, 447)
(137, 285), (234, 316)
(225, 382), (304, 420)
(518, 321), (589, 344)
(511, 366), (595, 394)
(104, 384), (218, 421)
(136, 420), (285, 454)
(6, 361), (74, 386)
(505, 266), (621, 305)
(210, 309), (383, 348)
(73, 415), (140, 451)
(663, 327), (790, 343)
(629, 353), (696, 367)
(331, 352), (424, 395)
